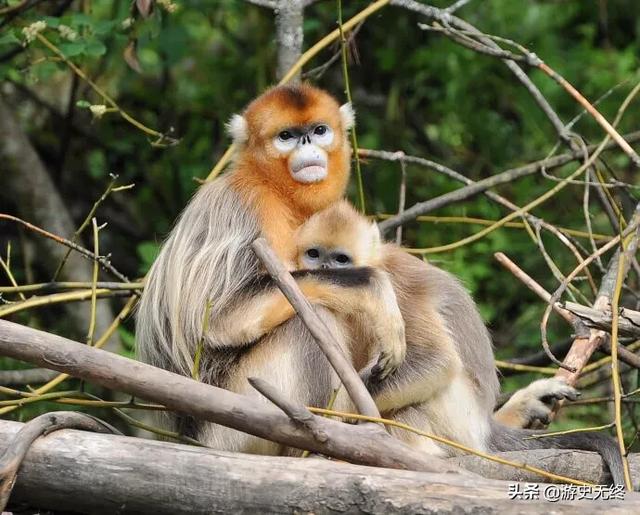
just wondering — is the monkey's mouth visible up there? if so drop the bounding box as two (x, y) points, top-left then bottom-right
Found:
(290, 161), (328, 184)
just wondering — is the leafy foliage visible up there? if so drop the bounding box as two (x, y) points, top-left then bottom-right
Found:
(1, 0), (639, 438)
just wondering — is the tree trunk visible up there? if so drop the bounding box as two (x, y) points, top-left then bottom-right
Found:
(0, 96), (117, 349)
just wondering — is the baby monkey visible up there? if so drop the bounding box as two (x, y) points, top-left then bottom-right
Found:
(294, 201), (400, 381)
(294, 200), (466, 417)
(297, 202), (382, 271)
(293, 201), (625, 484)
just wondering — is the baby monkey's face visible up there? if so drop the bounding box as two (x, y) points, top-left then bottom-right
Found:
(294, 200), (383, 271)
(299, 245), (353, 270)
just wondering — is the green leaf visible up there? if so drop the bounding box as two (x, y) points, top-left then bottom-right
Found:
(76, 100), (92, 108)
(59, 42), (85, 57)
(85, 39), (106, 56)
(0, 31), (20, 46)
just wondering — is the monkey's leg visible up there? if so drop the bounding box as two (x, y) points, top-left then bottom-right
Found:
(210, 268), (405, 377)
(493, 377), (580, 428)
(198, 308), (349, 455)
(362, 342), (462, 414)
(380, 374), (494, 457)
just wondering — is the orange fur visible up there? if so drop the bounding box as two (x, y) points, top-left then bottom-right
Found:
(228, 84), (351, 262)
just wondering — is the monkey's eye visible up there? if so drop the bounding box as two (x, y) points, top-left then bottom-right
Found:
(306, 248), (320, 259)
(310, 124), (334, 147)
(278, 130), (294, 141)
(335, 253), (351, 264)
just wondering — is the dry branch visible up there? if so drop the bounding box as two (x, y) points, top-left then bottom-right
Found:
(0, 412), (115, 510)
(564, 302), (640, 340)
(369, 130), (640, 233)
(0, 318), (457, 475)
(252, 237), (381, 419)
(495, 252), (640, 371)
(555, 228), (640, 387)
(2, 420), (639, 513)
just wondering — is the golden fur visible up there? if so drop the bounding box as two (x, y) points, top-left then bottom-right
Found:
(136, 86), (624, 482)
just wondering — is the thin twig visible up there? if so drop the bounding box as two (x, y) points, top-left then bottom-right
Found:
(338, 0), (365, 213)
(0, 245), (25, 302)
(308, 407), (592, 486)
(86, 218), (100, 346)
(375, 214), (611, 242)
(0, 213), (129, 283)
(494, 360), (556, 375)
(524, 423), (615, 440)
(0, 288), (130, 318)
(0, 281), (143, 294)
(52, 174), (132, 281)
(396, 156), (407, 245)
(609, 231), (636, 490)
(35, 34), (176, 146)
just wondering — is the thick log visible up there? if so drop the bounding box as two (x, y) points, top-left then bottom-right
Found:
(2, 420), (639, 514)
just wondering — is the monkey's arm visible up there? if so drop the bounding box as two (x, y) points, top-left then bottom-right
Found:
(210, 268), (405, 375)
(363, 318), (463, 413)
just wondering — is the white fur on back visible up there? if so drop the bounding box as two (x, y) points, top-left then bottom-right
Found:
(136, 176), (260, 376)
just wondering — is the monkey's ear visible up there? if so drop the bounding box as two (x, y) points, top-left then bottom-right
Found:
(369, 221), (382, 251)
(226, 114), (248, 144)
(339, 103), (355, 131)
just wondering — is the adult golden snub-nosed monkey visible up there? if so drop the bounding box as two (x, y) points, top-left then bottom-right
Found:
(136, 84), (405, 455)
(136, 86), (624, 484)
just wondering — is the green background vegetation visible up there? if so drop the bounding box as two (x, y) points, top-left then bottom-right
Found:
(1, 0), (639, 440)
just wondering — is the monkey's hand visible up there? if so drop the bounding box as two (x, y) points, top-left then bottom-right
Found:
(366, 272), (406, 381)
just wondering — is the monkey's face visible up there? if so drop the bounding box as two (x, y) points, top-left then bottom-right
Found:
(273, 123), (335, 184)
(227, 85), (354, 212)
(295, 200), (382, 271)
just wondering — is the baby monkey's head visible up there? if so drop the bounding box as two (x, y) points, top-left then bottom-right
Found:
(295, 200), (382, 270)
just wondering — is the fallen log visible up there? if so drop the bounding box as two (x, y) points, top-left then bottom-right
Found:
(2, 420), (639, 514)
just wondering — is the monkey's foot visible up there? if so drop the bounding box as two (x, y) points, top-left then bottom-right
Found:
(494, 377), (580, 429)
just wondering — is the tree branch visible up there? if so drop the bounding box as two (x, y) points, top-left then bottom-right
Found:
(0, 318), (457, 475)
(0, 412), (115, 510)
(251, 237), (381, 419)
(370, 130), (640, 233)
